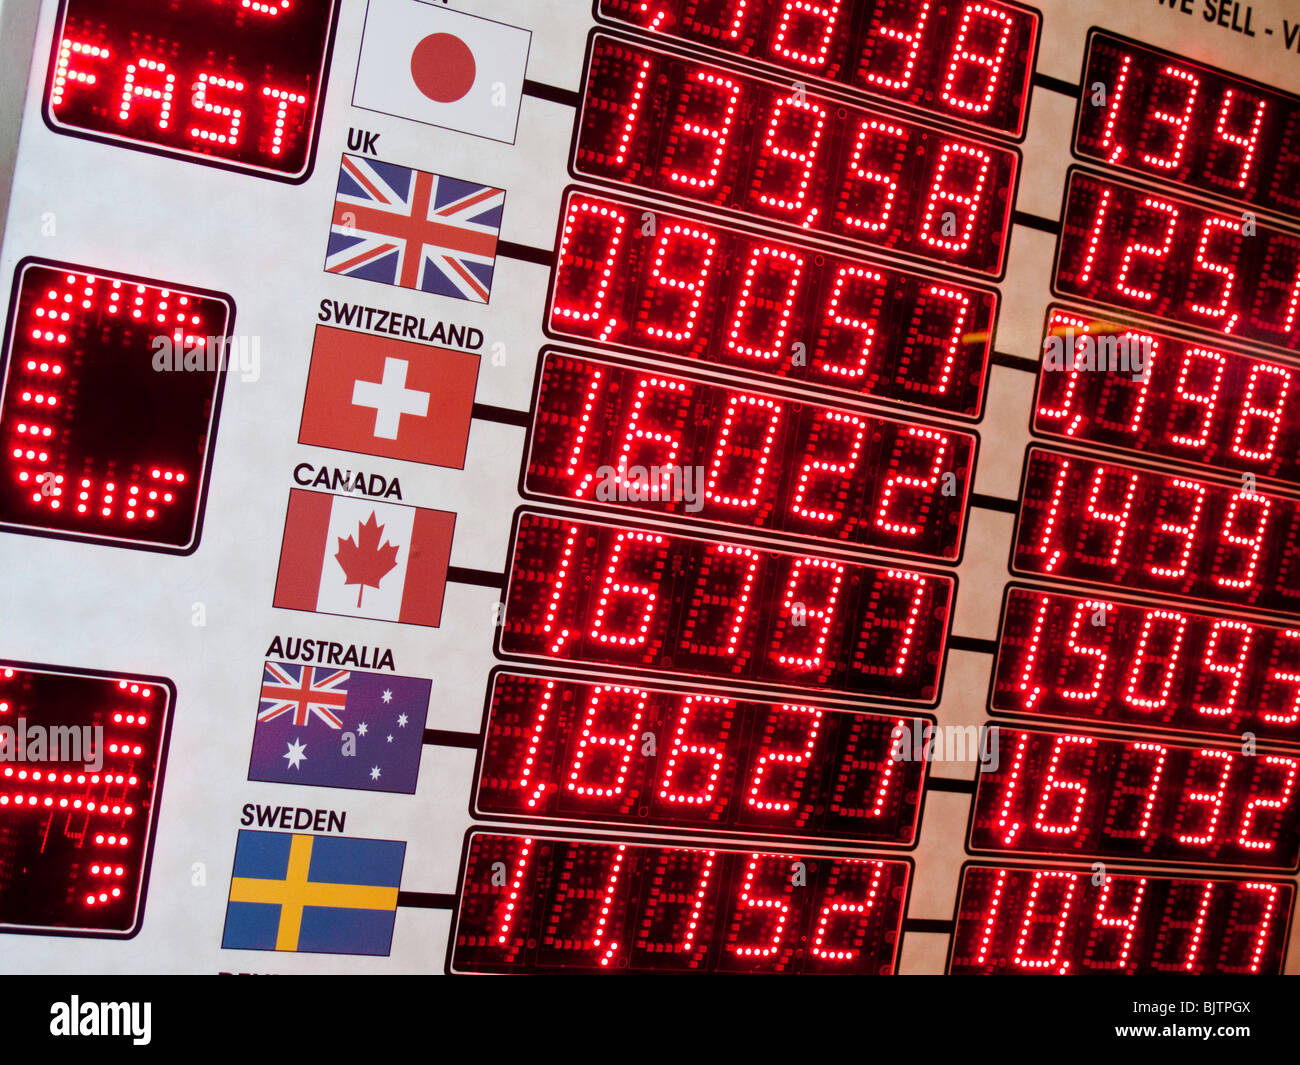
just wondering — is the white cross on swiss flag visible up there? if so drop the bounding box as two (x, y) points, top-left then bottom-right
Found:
(353, 358), (429, 440)
(298, 325), (480, 468)
(352, 0), (533, 143)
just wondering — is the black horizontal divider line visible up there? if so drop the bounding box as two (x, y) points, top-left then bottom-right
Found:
(926, 776), (977, 795)
(1013, 211), (1063, 236)
(522, 79), (581, 109)
(904, 917), (957, 935)
(397, 891), (458, 910)
(1032, 71), (1081, 98)
(471, 402), (531, 427)
(446, 566), (507, 590)
(496, 240), (557, 267)
(969, 493), (1020, 514)
(948, 634), (999, 656)
(991, 350), (1038, 374)
(422, 728), (483, 748)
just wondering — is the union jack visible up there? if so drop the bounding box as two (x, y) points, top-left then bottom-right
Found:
(325, 154), (504, 303)
(258, 663), (349, 729)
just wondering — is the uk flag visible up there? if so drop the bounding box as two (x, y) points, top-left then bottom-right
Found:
(325, 154), (504, 303)
(258, 663), (349, 729)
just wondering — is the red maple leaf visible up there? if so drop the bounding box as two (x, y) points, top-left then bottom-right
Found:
(334, 511), (400, 607)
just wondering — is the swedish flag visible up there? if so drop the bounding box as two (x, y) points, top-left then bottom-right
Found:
(222, 830), (405, 955)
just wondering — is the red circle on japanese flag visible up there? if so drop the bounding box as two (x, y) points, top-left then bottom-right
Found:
(410, 33), (477, 103)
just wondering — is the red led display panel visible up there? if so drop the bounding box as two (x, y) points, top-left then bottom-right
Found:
(0, 260), (231, 553)
(1055, 170), (1300, 357)
(499, 510), (954, 702)
(573, 35), (1019, 276)
(1011, 446), (1300, 617)
(449, 830), (909, 973)
(949, 864), (1292, 974)
(43, 0), (339, 181)
(597, 0), (1039, 138)
(525, 351), (975, 561)
(969, 725), (1300, 870)
(475, 671), (928, 846)
(548, 190), (996, 419)
(1075, 31), (1300, 221)
(1035, 307), (1300, 486)
(0, 662), (172, 936)
(993, 586), (1300, 747)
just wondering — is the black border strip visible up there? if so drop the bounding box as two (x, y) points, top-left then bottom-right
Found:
(446, 566), (506, 590)
(423, 728), (482, 749)
(990, 350), (1038, 374)
(397, 891), (457, 910)
(497, 240), (556, 267)
(1013, 210), (1062, 235)
(1032, 71), (1079, 97)
(471, 402), (530, 428)
(523, 79), (580, 108)
(970, 493), (1019, 514)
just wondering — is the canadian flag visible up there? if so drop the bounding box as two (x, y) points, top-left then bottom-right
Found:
(352, 0), (532, 144)
(273, 490), (456, 627)
(299, 326), (480, 469)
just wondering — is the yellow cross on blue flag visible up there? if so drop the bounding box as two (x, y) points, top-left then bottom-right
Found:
(222, 831), (404, 955)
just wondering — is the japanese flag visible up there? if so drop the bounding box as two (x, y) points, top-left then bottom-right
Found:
(273, 490), (456, 627)
(353, 1), (533, 143)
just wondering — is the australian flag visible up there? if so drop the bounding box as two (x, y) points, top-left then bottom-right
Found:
(249, 661), (432, 794)
(222, 831), (405, 956)
(325, 153), (504, 303)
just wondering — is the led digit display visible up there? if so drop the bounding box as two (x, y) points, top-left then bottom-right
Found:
(475, 671), (928, 845)
(1011, 446), (1300, 617)
(0, 662), (172, 936)
(969, 725), (1300, 869)
(993, 587), (1300, 746)
(1055, 170), (1300, 357)
(1075, 31), (1300, 220)
(499, 510), (954, 702)
(449, 830), (909, 973)
(43, 0), (338, 181)
(573, 35), (1019, 276)
(525, 351), (975, 560)
(949, 864), (1292, 974)
(0, 260), (231, 553)
(597, 0), (1040, 138)
(549, 190), (996, 419)
(1035, 307), (1300, 486)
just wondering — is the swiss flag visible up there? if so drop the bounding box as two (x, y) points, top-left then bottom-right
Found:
(299, 326), (479, 468)
(273, 489), (455, 627)
(352, 0), (532, 144)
